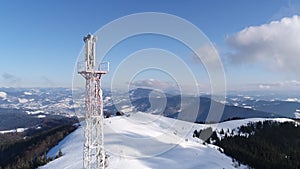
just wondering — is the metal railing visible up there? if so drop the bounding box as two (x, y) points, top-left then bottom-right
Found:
(77, 61), (109, 73)
(98, 62), (109, 73)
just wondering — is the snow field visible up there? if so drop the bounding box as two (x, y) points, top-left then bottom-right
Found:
(42, 113), (293, 169)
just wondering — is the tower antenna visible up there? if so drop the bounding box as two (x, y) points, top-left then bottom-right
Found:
(78, 34), (109, 169)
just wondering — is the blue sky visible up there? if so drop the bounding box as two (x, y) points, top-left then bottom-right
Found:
(0, 0), (300, 92)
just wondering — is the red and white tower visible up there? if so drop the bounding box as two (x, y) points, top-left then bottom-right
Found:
(78, 34), (108, 169)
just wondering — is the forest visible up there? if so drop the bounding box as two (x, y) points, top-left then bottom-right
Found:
(0, 117), (78, 169)
(194, 120), (300, 169)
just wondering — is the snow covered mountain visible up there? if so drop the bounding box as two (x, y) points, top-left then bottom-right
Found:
(41, 112), (293, 169)
(106, 88), (300, 120)
(0, 88), (77, 117)
(1, 87), (299, 131)
(1, 88), (299, 120)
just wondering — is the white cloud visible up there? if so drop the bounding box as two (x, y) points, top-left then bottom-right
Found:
(271, 1), (300, 21)
(192, 44), (220, 68)
(130, 79), (177, 90)
(227, 15), (300, 75)
(129, 79), (212, 94)
(279, 80), (300, 86)
(260, 80), (300, 90)
(229, 80), (300, 91)
(258, 84), (271, 89)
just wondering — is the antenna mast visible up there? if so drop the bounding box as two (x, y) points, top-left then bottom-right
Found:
(78, 34), (108, 169)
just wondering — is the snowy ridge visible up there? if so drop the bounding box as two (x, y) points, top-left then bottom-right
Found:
(41, 113), (293, 169)
(286, 98), (300, 102)
(294, 112), (300, 119)
(0, 127), (28, 134)
(24, 91), (33, 95)
(0, 91), (7, 99)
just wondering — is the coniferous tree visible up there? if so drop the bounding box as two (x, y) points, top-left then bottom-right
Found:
(58, 148), (63, 157)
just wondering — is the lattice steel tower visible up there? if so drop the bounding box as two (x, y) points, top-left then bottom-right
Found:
(78, 34), (108, 169)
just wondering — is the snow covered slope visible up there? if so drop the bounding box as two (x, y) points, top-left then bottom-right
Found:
(42, 113), (293, 169)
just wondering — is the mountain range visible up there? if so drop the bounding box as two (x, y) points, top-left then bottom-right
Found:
(0, 87), (299, 131)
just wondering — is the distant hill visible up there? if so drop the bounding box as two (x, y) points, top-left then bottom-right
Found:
(0, 108), (78, 131)
(131, 95), (282, 123)
(0, 87), (299, 124)
(124, 88), (284, 123)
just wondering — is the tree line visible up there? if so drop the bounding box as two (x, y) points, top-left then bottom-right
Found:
(0, 124), (77, 169)
(193, 120), (300, 169)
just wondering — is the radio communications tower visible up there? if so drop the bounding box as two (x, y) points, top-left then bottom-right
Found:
(78, 34), (108, 169)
